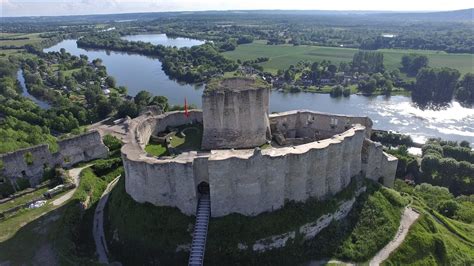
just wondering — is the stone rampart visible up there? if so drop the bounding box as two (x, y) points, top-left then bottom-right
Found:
(269, 110), (373, 139)
(121, 110), (203, 215)
(121, 110), (376, 217)
(0, 130), (108, 186)
(207, 125), (366, 217)
(362, 139), (397, 187)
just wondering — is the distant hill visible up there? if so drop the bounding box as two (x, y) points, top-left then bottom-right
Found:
(2, 8), (473, 24)
(369, 8), (474, 22)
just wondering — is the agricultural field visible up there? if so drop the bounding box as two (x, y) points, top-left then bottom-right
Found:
(0, 33), (46, 47)
(223, 41), (474, 75)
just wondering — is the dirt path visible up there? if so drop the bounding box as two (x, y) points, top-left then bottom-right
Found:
(52, 165), (91, 206)
(93, 176), (120, 264)
(369, 207), (420, 266)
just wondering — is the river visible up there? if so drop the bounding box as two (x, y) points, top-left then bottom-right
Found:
(43, 34), (474, 145)
(16, 69), (51, 109)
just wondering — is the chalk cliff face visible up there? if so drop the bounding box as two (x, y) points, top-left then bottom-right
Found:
(121, 110), (397, 217)
(202, 78), (271, 150)
(0, 131), (108, 186)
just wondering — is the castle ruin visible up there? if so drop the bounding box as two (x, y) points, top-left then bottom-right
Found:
(121, 77), (397, 217)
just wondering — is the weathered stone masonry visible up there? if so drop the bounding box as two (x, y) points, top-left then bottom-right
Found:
(121, 110), (397, 217)
(0, 130), (108, 187)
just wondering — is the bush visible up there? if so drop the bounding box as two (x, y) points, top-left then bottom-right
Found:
(330, 85), (343, 97)
(422, 143), (443, 157)
(421, 155), (440, 174)
(91, 157), (122, 176)
(0, 181), (15, 198)
(103, 134), (122, 152)
(437, 200), (459, 218)
(342, 87), (351, 97)
(442, 145), (474, 163)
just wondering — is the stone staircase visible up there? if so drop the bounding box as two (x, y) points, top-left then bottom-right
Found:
(188, 195), (211, 266)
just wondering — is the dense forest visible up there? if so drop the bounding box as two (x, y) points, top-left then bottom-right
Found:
(0, 50), (172, 153)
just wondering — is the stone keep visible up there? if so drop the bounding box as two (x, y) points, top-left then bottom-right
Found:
(201, 77), (271, 149)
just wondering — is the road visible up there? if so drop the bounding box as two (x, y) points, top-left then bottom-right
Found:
(52, 165), (91, 206)
(93, 176), (120, 264)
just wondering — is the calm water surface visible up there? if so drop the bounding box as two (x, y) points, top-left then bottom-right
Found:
(44, 35), (474, 145)
(121, 34), (205, 48)
(17, 69), (51, 109)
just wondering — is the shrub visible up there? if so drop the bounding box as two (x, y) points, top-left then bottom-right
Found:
(442, 145), (474, 163)
(0, 181), (15, 198)
(330, 85), (343, 97)
(91, 157), (122, 176)
(422, 143), (443, 157)
(437, 200), (459, 218)
(23, 152), (34, 165)
(421, 155), (440, 174)
(342, 87), (351, 97)
(103, 134), (122, 152)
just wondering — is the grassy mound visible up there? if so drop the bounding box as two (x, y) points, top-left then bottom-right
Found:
(104, 177), (193, 265)
(385, 213), (474, 265)
(205, 180), (406, 265)
(102, 178), (407, 265)
(386, 180), (474, 265)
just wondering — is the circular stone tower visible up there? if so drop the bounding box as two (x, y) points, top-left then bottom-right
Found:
(202, 77), (271, 150)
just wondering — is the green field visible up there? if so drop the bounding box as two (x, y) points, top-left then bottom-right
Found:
(0, 33), (45, 47)
(223, 42), (474, 75)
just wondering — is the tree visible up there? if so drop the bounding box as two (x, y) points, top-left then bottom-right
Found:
(455, 73), (474, 105)
(117, 101), (139, 118)
(330, 85), (343, 97)
(105, 76), (116, 88)
(401, 54), (428, 76)
(150, 95), (169, 111)
(413, 67), (460, 104)
(421, 154), (440, 174)
(96, 96), (113, 118)
(134, 90), (152, 107)
(437, 200), (459, 218)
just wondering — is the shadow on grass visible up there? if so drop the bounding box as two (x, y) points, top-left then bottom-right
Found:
(0, 197), (103, 265)
(205, 182), (404, 266)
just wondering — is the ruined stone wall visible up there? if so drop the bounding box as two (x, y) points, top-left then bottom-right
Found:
(269, 110), (373, 139)
(0, 130), (108, 186)
(361, 139), (397, 187)
(122, 110), (396, 218)
(121, 111), (203, 215)
(202, 86), (270, 149)
(207, 125), (366, 217)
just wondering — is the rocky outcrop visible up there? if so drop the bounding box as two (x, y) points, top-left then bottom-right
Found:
(0, 130), (108, 186)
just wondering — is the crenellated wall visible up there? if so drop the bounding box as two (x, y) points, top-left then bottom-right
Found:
(0, 130), (108, 186)
(120, 110), (394, 217)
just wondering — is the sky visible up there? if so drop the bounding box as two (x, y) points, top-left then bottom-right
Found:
(1, 0), (473, 17)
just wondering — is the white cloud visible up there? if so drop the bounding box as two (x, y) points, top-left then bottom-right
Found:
(1, 0), (473, 17)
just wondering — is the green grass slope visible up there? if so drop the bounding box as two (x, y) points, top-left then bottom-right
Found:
(204, 180), (407, 265)
(104, 177), (193, 265)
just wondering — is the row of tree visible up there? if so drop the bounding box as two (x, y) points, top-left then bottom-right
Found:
(413, 68), (473, 105)
(77, 32), (238, 83)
